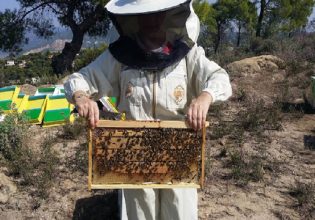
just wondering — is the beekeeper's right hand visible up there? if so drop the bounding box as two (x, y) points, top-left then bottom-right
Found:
(73, 91), (99, 129)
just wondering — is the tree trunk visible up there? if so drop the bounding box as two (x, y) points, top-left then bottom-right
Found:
(237, 21), (242, 47)
(256, 0), (266, 37)
(52, 30), (84, 75)
(214, 22), (221, 54)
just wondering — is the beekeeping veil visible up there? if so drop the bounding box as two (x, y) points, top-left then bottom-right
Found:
(105, 0), (200, 70)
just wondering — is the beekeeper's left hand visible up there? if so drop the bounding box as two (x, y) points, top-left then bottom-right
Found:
(187, 91), (213, 131)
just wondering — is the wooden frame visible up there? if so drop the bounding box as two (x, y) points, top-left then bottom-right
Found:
(88, 120), (208, 190)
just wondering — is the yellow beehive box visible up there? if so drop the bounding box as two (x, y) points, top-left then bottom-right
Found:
(23, 95), (47, 124)
(13, 94), (29, 113)
(0, 86), (20, 113)
(42, 94), (75, 127)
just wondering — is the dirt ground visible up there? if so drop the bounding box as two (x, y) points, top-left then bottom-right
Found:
(199, 114), (315, 220)
(0, 56), (314, 219)
(1, 109), (314, 220)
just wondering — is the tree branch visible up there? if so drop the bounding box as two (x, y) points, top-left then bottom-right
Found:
(46, 4), (63, 16)
(17, 0), (68, 21)
(80, 4), (105, 32)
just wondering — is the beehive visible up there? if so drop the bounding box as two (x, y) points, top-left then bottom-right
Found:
(89, 120), (208, 190)
(42, 94), (75, 127)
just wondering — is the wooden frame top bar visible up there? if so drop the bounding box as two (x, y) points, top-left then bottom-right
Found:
(96, 120), (210, 129)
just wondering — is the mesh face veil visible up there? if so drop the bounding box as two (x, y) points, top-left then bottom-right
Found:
(106, 0), (200, 45)
(105, 0), (200, 70)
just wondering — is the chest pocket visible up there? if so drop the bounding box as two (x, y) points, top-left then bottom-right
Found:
(165, 61), (187, 110)
(120, 69), (142, 107)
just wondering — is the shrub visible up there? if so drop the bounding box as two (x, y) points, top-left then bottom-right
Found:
(289, 182), (315, 219)
(275, 34), (315, 75)
(0, 112), (58, 198)
(227, 150), (264, 186)
(66, 142), (88, 173)
(0, 112), (30, 162)
(250, 37), (279, 55)
(238, 99), (283, 134)
(61, 117), (87, 140)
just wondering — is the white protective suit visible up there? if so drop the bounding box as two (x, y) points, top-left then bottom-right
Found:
(64, 1), (232, 219)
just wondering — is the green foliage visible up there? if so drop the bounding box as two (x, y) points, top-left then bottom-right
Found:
(0, 45), (109, 86)
(73, 43), (107, 71)
(0, 112), (58, 198)
(0, 112), (30, 161)
(194, 0), (315, 56)
(0, 9), (26, 53)
(255, 0), (315, 37)
(233, 0), (257, 46)
(0, 51), (55, 86)
(194, 0), (257, 52)
(193, 0), (216, 31)
(193, 0), (217, 54)
(0, 0), (110, 74)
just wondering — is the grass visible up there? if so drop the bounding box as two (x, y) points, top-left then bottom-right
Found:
(65, 142), (88, 174)
(238, 99), (283, 134)
(60, 117), (88, 173)
(208, 98), (284, 187)
(289, 182), (315, 219)
(227, 150), (264, 186)
(234, 88), (248, 102)
(210, 98), (282, 140)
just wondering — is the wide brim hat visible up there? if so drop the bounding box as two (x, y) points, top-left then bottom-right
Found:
(105, 0), (191, 15)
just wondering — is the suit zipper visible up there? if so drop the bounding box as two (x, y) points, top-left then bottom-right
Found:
(152, 73), (157, 119)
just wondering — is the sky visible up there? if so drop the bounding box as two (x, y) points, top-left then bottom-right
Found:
(0, 0), (314, 20)
(0, 0), (19, 11)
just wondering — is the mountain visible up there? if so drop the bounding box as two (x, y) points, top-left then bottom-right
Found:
(0, 51), (7, 59)
(23, 39), (71, 55)
(0, 28), (108, 58)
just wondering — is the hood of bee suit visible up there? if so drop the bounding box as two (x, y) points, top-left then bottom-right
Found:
(105, 0), (200, 70)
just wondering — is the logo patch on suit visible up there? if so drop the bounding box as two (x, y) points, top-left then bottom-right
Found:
(173, 85), (185, 104)
(126, 82), (134, 98)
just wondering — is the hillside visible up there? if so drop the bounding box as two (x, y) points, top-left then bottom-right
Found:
(0, 54), (314, 220)
(0, 28), (107, 59)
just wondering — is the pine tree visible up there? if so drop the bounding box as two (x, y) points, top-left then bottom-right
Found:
(0, 0), (110, 75)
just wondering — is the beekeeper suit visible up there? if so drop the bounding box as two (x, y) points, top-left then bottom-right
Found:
(64, 0), (232, 219)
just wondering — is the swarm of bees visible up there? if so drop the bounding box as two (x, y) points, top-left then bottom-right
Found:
(92, 127), (202, 184)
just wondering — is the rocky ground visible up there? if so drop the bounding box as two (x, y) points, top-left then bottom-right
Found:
(0, 55), (314, 220)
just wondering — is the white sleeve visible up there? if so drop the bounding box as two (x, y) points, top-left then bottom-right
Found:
(188, 46), (232, 103)
(64, 50), (121, 103)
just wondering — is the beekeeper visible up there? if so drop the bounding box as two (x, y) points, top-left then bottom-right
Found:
(64, 0), (232, 219)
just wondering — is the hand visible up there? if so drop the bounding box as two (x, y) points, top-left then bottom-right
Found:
(187, 92), (213, 131)
(73, 91), (99, 129)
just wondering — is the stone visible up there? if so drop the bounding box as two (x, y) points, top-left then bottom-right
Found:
(0, 173), (17, 204)
(227, 55), (286, 77)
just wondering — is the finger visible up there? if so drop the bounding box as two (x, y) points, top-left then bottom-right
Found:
(197, 106), (203, 130)
(79, 105), (88, 118)
(94, 103), (99, 127)
(192, 105), (198, 131)
(187, 105), (193, 127)
(77, 107), (84, 117)
(201, 108), (206, 128)
(89, 105), (95, 129)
